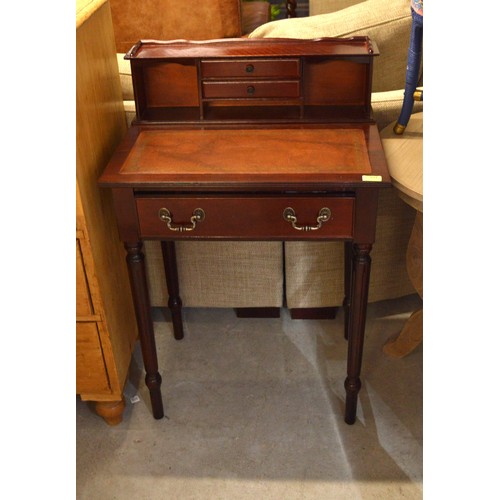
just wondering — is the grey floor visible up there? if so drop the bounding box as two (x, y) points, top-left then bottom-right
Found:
(77, 294), (423, 499)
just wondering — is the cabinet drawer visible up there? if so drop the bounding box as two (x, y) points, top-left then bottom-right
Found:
(201, 59), (300, 79)
(202, 80), (300, 99)
(76, 322), (111, 395)
(136, 196), (354, 240)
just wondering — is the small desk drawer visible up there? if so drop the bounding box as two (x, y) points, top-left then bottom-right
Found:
(202, 80), (301, 99)
(136, 196), (354, 240)
(201, 59), (300, 79)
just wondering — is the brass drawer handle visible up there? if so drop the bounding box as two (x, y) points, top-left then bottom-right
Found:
(283, 207), (332, 231)
(245, 64), (254, 73)
(158, 208), (205, 232)
(247, 85), (256, 95)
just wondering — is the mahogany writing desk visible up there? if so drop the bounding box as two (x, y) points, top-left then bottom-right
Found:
(99, 38), (391, 424)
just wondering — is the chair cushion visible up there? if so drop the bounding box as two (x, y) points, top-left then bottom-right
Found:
(310, 0), (366, 16)
(249, 0), (412, 92)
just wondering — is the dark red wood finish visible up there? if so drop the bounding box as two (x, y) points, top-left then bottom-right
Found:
(200, 59), (301, 78)
(99, 38), (390, 426)
(125, 241), (163, 419)
(290, 307), (338, 320)
(123, 38), (377, 125)
(135, 195), (355, 240)
(235, 307), (281, 318)
(161, 241), (184, 340)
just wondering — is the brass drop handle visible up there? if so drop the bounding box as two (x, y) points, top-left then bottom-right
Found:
(158, 208), (205, 232)
(283, 207), (332, 232)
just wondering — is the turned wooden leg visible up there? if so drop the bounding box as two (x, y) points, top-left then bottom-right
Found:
(161, 241), (184, 340)
(344, 243), (372, 425)
(384, 211), (423, 358)
(95, 398), (125, 426)
(343, 241), (354, 340)
(125, 241), (164, 419)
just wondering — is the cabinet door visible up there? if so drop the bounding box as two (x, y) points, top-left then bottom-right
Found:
(76, 322), (110, 394)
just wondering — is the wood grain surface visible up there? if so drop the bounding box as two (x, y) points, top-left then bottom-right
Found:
(121, 128), (371, 175)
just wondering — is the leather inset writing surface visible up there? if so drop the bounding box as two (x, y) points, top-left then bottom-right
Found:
(120, 128), (371, 177)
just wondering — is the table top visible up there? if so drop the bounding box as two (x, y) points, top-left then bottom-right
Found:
(99, 123), (391, 191)
(380, 112), (423, 212)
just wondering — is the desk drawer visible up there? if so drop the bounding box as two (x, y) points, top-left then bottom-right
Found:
(202, 80), (300, 99)
(201, 59), (300, 79)
(136, 196), (354, 240)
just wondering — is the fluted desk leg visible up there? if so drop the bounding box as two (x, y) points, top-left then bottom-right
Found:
(344, 243), (372, 425)
(125, 241), (164, 419)
(343, 241), (354, 341)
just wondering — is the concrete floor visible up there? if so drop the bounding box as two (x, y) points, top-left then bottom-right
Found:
(77, 294), (422, 499)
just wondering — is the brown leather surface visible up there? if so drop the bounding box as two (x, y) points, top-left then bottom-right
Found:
(109, 0), (242, 53)
(120, 128), (371, 176)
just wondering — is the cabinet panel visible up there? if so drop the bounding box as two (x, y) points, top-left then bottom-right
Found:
(76, 322), (111, 395)
(303, 59), (368, 105)
(76, 239), (94, 317)
(143, 62), (199, 108)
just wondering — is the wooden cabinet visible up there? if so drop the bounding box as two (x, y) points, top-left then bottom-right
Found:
(76, 0), (137, 425)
